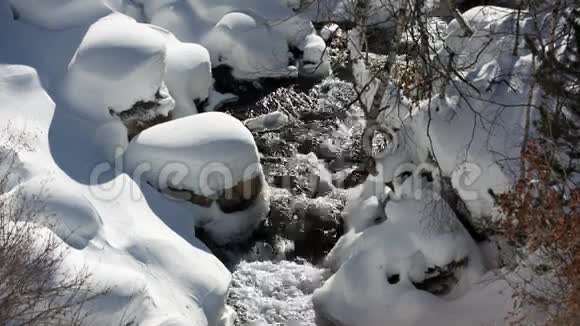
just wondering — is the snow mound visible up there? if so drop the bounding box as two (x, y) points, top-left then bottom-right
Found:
(131, 0), (329, 78)
(314, 180), (485, 326)
(63, 13), (174, 121)
(164, 37), (212, 118)
(124, 112), (261, 194)
(32, 180), (103, 250)
(202, 12), (296, 79)
(124, 112), (269, 244)
(300, 34), (331, 77)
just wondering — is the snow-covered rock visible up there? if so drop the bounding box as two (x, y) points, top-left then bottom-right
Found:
(202, 11), (297, 79)
(244, 111), (290, 132)
(314, 179), (485, 326)
(164, 37), (212, 118)
(63, 13), (174, 122)
(319, 23), (339, 42)
(124, 112), (269, 244)
(61, 13), (177, 160)
(131, 0), (329, 79)
(300, 33), (331, 77)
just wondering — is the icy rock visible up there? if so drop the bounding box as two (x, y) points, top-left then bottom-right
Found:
(270, 153), (330, 198)
(124, 112), (269, 244)
(202, 12), (297, 80)
(63, 13), (174, 124)
(164, 37), (212, 118)
(244, 111), (290, 132)
(319, 23), (340, 42)
(262, 187), (344, 263)
(255, 134), (298, 158)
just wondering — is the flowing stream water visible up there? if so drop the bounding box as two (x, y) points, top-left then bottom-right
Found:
(212, 77), (365, 325)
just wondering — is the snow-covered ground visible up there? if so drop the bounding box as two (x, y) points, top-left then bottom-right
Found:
(0, 0), (564, 325)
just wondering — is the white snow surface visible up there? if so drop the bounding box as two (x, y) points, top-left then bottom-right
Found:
(0, 64), (234, 326)
(164, 36), (212, 118)
(124, 112), (262, 195)
(123, 112), (269, 244)
(132, 0), (329, 78)
(201, 12), (297, 79)
(8, 0), (115, 29)
(0, 1), (247, 323)
(63, 13), (172, 120)
(314, 181), (489, 326)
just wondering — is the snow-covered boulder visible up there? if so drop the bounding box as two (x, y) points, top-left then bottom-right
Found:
(131, 0), (330, 79)
(164, 37), (212, 118)
(63, 13), (175, 136)
(123, 112), (269, 244)
(299, 33), (331, 77)
(313, 179), (485, 326)
(244, 111), (290, 132)
(202, 12), (297, 79)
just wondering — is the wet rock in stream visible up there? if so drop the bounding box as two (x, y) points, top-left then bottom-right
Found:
(208, 77), (372, 325)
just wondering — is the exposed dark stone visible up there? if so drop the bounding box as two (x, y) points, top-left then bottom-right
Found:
(336, 166), (369, 189)
(212, 64), (297, 102)
(10, 5), (19, 20)
(412, 257), (469, 297)
(114, 100), (171, 140)
(194, 97), (209, 113)
(387, 274), (400, 284)
(163, 175), (264, 214)
(440, 176), (488, 242)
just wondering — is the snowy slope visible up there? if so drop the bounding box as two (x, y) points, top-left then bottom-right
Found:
(0, 63), (235, 325)
(0, 2), (239, 324)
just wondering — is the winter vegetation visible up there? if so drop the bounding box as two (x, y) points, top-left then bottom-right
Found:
(0, 0), (578, 325)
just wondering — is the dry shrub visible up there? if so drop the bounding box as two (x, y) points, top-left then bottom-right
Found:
(497, 142), (579, 325)
(0, 128), (100, 325)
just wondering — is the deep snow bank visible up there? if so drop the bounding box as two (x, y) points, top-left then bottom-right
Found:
(0, 52), (233, 326)
(314, 179), (486, 325)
